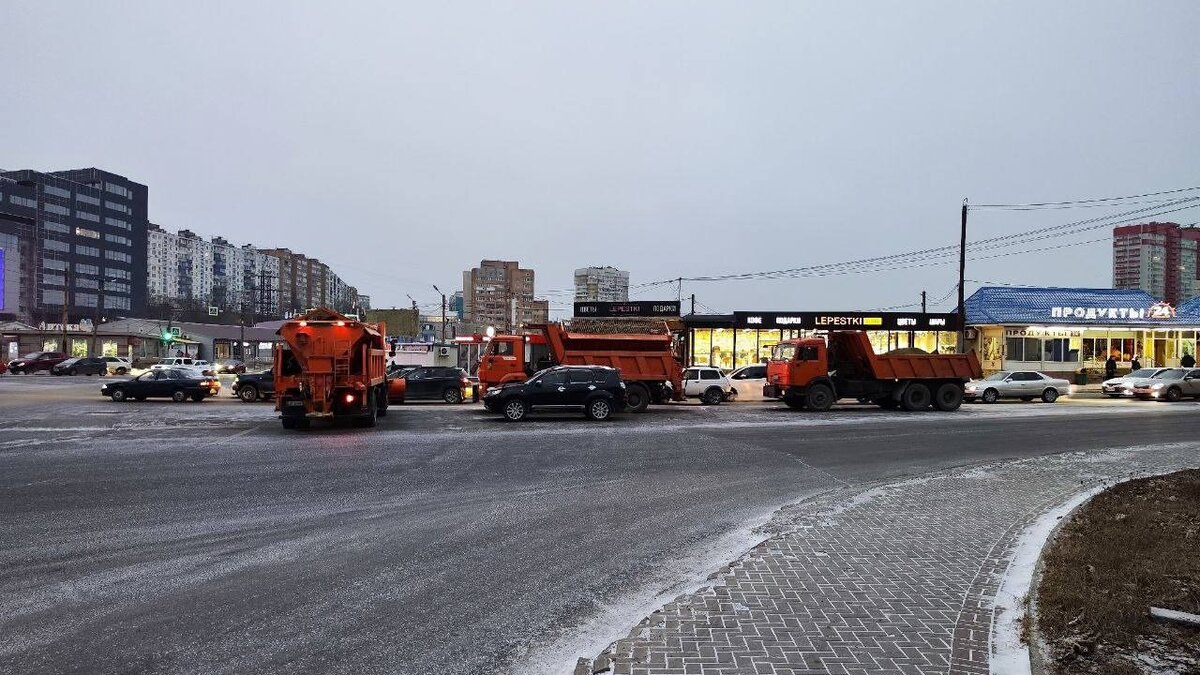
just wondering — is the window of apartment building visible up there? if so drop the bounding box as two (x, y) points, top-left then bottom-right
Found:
(45, 203), (70, 215)
(43, 259), (68, 271)
(76, 278), (99, 290)
(44, 185), (71, 199)
(9, 194), (36, 208)
(44, 238), (70, 252)
(103, 233), (130, 246)
(41, 289), (65, 305)
(76, 210), (100, 222)
(76, 193), (101, 206)
(104, 217), (130, 230)
(42, 273), (65, 286)
(104, 280), (131, 293)
(75, 292), (98, 308)
(44, 220), (69, 234)
(104, 200), (131, 214)
(104, 250), (131, 263)
(75, 227), (101, 239)
(76, 245), (100, 257)
(104, 296), (131, 310)
(105, 267), (130, 280)
(76, 263), (99, 275)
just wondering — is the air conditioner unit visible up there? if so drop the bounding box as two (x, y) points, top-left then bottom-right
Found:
(438, 346), (451, 357)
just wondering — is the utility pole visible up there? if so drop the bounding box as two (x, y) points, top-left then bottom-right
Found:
(433, 284), (447, 342)
(921, 290), (927, 314)
(61, 264), (72, 355)
(677, 277), (683, 302)
(958, 199), (968, 352)
(690, 294), (696, 315)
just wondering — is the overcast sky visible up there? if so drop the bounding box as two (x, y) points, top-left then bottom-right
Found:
(4, 2), (1198, 317)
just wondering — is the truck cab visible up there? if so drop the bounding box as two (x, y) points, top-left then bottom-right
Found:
(478, 334), (551, 394)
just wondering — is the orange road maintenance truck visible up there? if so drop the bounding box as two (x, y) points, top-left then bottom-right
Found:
(477, 322), (684, 411)
(763, 330), (981, 412)
(274, 308), (389, 429)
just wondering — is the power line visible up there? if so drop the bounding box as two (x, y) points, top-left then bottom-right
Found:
(973, 185), (1200, 209)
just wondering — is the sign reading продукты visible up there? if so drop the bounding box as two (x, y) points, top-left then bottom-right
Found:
(574, 301), (682, 317)
(731, 311), (960, 331)
(1050, 301), (1176, 321)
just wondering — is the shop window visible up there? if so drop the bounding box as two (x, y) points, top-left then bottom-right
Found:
(710, 328), (733, 370)
(982, 336), (1002, 362)
(691, 329), (711, 366)
(1081, 338), (1107, 362)
(734, 329), (758, 368)
(1113, 338), (1135, 361)
(70, 339), (88, 357)
(867, 331), (889, 354)
(42, 339), (59, 352)
(101, 340), (119, 357)
(1043, 338), (1078, 362)
(938, 331), (958, 354)
(911, 331), (938, 354)
(1005, 337), (1042, 362)
(756, 330), (782, 362)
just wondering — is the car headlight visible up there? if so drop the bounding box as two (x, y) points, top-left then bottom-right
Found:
(1151, 383), (1165, 389)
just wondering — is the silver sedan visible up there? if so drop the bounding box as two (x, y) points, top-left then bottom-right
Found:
(965, 371), (1072, 403)
(1101, 368), (1170, 397)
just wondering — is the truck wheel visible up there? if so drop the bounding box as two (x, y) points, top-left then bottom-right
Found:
(805, 383), (834, 411)
(377, 386), (389, 416)
(586, 397), (613, 421)
(900, 383), (931, 411)
(239, 385), (259, 402)
(624, 383), (650, 412)
(981, 388), (1000, 404)
(443, 387), (462, 404)
(361, 391), (378, 427)
(933, 383), (964, 412)
(701, 387), (724, 405)
(502, 398), (527, 422)
(171, 389), (187, 403)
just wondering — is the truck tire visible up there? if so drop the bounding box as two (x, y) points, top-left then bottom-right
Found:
(625, 383), (650, 412)
(361, 390), (378, 427)
(701, 387), (724, 405)
(900, 383), (931, 411)
(378, 385), (389, 416)
(805, 383), (834, 411)
(933, 383), (964, 412)
(239, 385), (259, 402)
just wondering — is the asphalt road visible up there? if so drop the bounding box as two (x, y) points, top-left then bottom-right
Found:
(0, 375), (1196, 674)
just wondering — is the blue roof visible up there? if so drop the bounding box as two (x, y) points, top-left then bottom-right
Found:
(964, 286), (1193, 325)
(1177, 295), (1200, 318)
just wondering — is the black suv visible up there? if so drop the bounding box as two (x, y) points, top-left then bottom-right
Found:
(232, 370), (275, 402)
(482, 365), (625, 422)
(395, 366), (470, 403)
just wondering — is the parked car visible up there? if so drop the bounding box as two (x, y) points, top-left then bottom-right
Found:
(217, 360), (247, 374)
(51, 357), (109, 376)
(681, 366), (732, 405)
(232, 370), (274, 402)
(392, 366), (472, 403)
(726, 364), (768, 401)
(482, 365), (626, 421)
(1101, 367), (1169, 397)
(101, 368), (221, 402)
(7, 351), (69, 374)
(1130, 368), (1200, 401)
(102, 356), (133, 375)
(965, 371), (1071, 403)
(152, 357), (215, 377)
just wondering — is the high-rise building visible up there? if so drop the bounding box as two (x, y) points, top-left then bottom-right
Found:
(1112, 222), (1200, 305)
(147, 226), (282, 319)
(574, 266), (630, 302)
(462, 260), (549, 332)
(0, 168), (147, 324)
(258, 248), (356, 317)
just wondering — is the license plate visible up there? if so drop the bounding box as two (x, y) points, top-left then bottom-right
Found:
(286, 400), (305, 407)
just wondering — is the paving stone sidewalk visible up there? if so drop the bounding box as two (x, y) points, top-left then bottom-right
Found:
(576, 444), (1198, 675)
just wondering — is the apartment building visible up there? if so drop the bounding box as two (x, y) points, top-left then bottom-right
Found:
(574, 266), (630, 302)
(462, 259), (549, 332)
(1113, 222), (1200, 305)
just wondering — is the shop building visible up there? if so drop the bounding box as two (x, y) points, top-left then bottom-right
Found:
(964, 286), (1200, 379)
(682, 311), (961, 370)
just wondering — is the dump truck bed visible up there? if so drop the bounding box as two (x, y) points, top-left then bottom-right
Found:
(538, 323), (684, 396)
(829, 331), (981, 381)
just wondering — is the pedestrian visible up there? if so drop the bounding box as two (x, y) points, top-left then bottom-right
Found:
(1131, 354), (1142, 371)
(1104, 355), (1117, 379)
(1182, 352), (1196, 368)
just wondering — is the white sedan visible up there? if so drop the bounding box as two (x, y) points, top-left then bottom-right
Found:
(726, 364), (768, 401)
(965, 371), (1071, 403)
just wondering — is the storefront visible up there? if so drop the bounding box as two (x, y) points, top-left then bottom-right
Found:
(965, 286), (1200, 378)
(682, 311), (961, 370)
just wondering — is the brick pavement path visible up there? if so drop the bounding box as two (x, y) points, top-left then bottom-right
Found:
(576, 444), (1198, 675)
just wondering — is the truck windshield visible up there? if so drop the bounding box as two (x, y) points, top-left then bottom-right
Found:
(771, 344), (796, 361)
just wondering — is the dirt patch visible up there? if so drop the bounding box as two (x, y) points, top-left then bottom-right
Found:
(1036, 469), (1200, 674)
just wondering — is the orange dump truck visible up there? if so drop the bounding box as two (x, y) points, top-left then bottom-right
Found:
(274, 308), (389, 429)
(763, 331), (981, 412)
(478, 322), (684, 411)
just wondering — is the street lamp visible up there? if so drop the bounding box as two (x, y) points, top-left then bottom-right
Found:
(432, 284), (447, 343)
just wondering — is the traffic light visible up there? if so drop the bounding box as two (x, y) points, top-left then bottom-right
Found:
(161, 329), (174, 344)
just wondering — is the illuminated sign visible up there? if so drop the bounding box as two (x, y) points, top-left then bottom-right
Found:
(1050, 301), (1176, 321)
(574, 301), (681, 318)
(729, 312), (959, 331)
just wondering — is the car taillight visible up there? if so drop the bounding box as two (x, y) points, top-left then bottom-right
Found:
(344, 393), (355, 404)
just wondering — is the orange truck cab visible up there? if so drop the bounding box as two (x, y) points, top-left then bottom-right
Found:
(763, 331), (981, 412)
(477, 322), (684, 411)
(274, 308), (389, 429)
